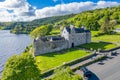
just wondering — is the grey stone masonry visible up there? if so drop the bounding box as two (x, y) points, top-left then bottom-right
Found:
(34, 25), (91, 56)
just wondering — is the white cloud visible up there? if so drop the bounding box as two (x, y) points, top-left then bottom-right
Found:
(0, 0), (120, 22)
(0, 0), (36, 22)
(35, 1), (120, 19)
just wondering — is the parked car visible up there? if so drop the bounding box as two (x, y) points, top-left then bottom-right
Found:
(111, 51), (117, 56)
(81, 67), (92, 78)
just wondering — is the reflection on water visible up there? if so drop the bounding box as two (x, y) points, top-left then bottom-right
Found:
(0, 30), (32, 77)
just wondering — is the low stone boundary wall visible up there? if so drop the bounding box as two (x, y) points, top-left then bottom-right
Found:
(72, 56), (107, 71)
(41, 53), (95, 78)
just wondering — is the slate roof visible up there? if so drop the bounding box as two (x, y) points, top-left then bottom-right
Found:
(51, 37), (64, 41)
(65, 27), (90, 33)
(65, 27), (71, 33)
(40, 36), (64, 42)
(75, 28), (84, 33)
(75, 28), (90, 33)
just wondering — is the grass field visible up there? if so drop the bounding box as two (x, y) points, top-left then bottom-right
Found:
(79, 42), (117, 50)
(36, 48), (90, 72)
(92, 31), (120, 44)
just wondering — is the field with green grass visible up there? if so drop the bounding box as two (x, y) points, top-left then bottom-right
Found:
(79, 42), (117, 50)
(91, 31), (120, 44)
(36, 48), (90, 72)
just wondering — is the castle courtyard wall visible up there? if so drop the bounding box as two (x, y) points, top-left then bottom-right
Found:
(34, 39), (68, 56)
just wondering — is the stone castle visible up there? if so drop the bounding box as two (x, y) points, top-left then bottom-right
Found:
(34, 25), (91, 55)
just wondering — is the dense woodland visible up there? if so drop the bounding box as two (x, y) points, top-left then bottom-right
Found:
(0, 6), (120, 34)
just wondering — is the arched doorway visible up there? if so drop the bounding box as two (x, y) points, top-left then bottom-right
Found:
(71, 43), (74, 48)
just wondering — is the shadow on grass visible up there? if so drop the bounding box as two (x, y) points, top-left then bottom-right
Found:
(79, 42), (115, 50)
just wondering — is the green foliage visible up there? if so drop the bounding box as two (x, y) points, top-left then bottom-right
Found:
(2, 53), (41, 80)
(49, 29), (60, 36)
(100, 16), (110, 33)
(46, 24), (53, 35)
(51, 66), (83, 80)
(30, 24), (53, 38)
(30, 25), (50, 38)
(66, 6), (120, 31)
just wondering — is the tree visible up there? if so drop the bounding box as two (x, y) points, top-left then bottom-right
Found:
(30, 25), (53, 38)
(100, 16), (110, 33)
(109, 20), (117, 30)
(2, 53), (41, 80)
(46, 24), (53, 35)
(30, 25), (48, 38)
(51, 66), (83, 80)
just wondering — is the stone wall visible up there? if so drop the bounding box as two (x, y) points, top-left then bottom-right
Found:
(68, 32), (91, 48)
(86, 32), (91, 43)
(34, 39), (68, 56)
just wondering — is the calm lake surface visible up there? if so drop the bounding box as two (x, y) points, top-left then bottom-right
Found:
(0, 30), (32, 77)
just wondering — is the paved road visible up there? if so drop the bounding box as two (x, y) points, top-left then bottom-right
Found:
(75, 49), (120, 80)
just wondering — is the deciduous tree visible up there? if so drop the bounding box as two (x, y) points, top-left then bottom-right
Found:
(2, 53), (41, 80)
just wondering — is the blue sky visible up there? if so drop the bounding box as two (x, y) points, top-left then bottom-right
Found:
(0, 0), (120, 22)
(27, 0), (120, 9)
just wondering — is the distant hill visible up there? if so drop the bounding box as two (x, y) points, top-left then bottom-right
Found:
(0, 6), (120, 34)
(0, 14), (75, 33)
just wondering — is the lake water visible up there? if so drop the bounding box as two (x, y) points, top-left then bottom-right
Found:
(0, 30), (32, 77)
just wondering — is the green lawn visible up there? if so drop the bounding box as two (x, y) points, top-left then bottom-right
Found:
(79, 42), (117, 50)
(36, 48), (90, 72)
(91, 31), (120, 44)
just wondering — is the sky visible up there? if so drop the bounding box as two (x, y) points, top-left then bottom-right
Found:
(0, 0), (120, 22)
